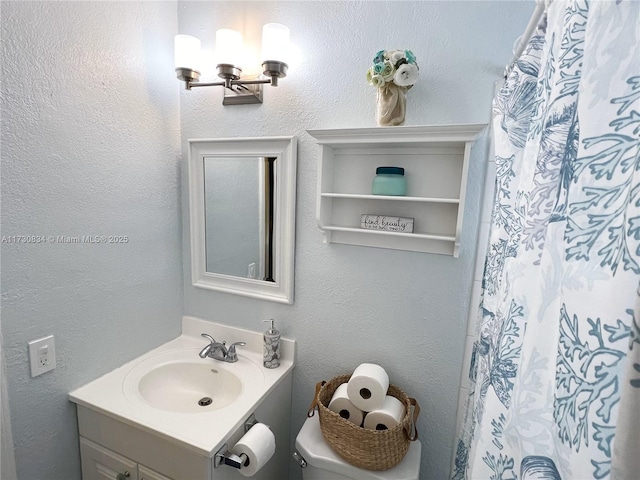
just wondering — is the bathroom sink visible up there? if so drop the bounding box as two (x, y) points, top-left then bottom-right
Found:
(70, 317), (295, 457)
(122, 347), (265, 414)
(136, 361), (242, 413)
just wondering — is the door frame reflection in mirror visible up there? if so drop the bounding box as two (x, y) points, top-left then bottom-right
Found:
(188, 136), (297, 304)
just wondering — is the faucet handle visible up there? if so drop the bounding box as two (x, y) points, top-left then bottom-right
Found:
(199, 333), (218, 358)
(226, 341), (246, 362)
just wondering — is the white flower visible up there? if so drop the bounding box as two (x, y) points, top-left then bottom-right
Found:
(389, 50), (405, 65)
(381, 60), (395, 82)
(367, 49), (419, 89)
(366, 66), (375, 85)
(370, 74), (386, 87)
(394, 63), (419, 87)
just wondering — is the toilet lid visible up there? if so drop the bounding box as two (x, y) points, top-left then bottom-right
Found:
(295, 414), (421, 480)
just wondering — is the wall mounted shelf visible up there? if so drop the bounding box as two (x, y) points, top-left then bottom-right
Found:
(307, 124), (486, 257)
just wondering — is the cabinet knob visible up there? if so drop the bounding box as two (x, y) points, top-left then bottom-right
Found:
(116, 472), (130, 480)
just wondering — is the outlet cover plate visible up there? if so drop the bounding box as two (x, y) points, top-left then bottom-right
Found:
(28, 335), (56, 377)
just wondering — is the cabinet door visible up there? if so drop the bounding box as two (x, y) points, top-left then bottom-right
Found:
(138, 465), (173, 480)
(80, 437), (138, 480)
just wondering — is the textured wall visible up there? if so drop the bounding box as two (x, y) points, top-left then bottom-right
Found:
(0, 2), (182, 478)
(178, 1), (532, 479)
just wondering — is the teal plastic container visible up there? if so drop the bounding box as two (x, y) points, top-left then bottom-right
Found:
(372, 166), (407, 196)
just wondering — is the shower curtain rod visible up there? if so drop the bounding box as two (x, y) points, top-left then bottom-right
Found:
(504, 0), (548, 78)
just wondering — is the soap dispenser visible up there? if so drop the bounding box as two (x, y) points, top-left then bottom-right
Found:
(263, 319), (280, 369)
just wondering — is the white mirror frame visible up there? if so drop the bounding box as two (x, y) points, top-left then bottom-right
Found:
(188, 136), (297, 304)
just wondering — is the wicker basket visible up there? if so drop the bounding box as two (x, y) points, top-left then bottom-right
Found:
(307, 374), (420, 471)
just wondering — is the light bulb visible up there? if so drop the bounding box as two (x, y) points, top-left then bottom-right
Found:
(261, 23), (290, 63)
(216, 29), (243, 66)
(174, 35), (201, 71)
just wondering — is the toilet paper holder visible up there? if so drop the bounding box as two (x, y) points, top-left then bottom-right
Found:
(214, 447), (249, 470)
(213, 414), (261, 470)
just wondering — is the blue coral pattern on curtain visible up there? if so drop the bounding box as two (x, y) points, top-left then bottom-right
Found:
(453, 1), (640, 479)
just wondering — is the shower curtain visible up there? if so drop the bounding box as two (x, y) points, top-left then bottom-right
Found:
(454, 1), (639, 479)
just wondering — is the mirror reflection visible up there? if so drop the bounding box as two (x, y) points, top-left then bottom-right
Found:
(203, 156), (277, 282)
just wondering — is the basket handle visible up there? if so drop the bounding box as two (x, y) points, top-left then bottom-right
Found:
(307, 381), (326, 417)
(405, 397), (420, 441)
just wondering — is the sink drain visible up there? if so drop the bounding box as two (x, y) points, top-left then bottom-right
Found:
(198, 397), (213, 407)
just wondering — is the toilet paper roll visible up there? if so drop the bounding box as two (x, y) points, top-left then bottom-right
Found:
(347, 363), (389, 412)
(328, 383), (364, 426)
(231, 423), (276, 477)
(363, 395), (406, 430)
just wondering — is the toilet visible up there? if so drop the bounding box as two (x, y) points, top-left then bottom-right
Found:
(294, 414), (421, 480)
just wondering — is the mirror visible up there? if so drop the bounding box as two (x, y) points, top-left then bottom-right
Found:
(188, 137), (297, 304)
(203, 156), (275, 281)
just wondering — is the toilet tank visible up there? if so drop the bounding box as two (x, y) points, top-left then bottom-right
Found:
(295, 415), (421, 480)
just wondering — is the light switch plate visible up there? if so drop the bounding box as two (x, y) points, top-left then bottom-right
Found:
(28, 335), (56, 377)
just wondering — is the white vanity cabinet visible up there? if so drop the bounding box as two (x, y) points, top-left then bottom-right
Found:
(308, 125), (485, 257)
(76, 371), (293, 480)
(80, 438), (137, 480)
(138, 465), (173, 480)
(80, 438), (170, 480)
(71, 317), (296, 480)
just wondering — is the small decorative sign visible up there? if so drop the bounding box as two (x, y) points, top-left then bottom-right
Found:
(360, 214), (414, 233)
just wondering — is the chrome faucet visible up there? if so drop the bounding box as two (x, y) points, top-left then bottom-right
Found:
(199, 333), (246, 363)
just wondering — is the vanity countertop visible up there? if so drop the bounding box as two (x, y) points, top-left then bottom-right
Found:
(69, 316), (295, 457)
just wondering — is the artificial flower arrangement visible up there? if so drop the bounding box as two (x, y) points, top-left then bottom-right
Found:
(366, 49), (419, 89)
(366, 49), (419, 126)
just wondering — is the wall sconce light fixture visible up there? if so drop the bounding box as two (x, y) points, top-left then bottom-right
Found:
(175, 23), (290, 105)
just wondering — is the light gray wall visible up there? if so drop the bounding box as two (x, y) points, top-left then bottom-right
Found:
(178, 1), (532, 479)
(0, 2), (183, 478)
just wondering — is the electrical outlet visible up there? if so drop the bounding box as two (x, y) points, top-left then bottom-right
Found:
(28, 335), (56, 377)
(248, 262), (256, 279)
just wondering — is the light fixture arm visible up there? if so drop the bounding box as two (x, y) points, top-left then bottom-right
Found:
(178, 60), (288, 106)
(182, 77), (278, 91)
